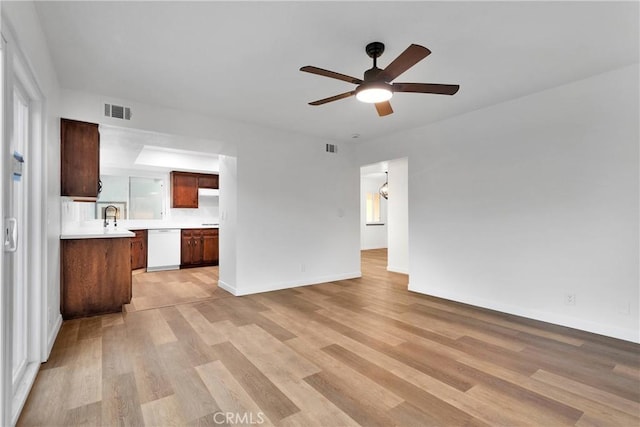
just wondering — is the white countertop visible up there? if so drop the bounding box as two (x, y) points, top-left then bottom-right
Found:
(60, 228), (136, 240)
(60, 220), (219, 240)
(128, 224), (219, 230)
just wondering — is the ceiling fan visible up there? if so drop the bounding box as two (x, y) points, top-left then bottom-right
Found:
(300, 42), (459, 117)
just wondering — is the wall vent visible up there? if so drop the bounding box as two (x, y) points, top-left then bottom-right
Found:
(325, 143), (338, 154)
(104, 103), (132, 120)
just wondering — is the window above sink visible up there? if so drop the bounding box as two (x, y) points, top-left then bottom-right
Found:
(96, 174), (165, 220)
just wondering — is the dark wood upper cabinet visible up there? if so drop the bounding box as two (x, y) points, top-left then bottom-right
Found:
(61, 119), (100, 200)
(171, 171), (199, 208)
(171, 171), (219, 208)
(198, 174), (219, 189)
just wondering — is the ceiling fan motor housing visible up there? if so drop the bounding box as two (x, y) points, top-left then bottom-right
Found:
(365, 42), (385, 59)
(364, 67), (384, 82)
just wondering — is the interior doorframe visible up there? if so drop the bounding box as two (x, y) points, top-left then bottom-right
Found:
(359, 158), (410, 276)
(1, 15), (48, 426)
(0, 28), (8, 427)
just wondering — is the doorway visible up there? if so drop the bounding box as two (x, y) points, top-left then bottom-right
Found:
(360, 158), (409, 276)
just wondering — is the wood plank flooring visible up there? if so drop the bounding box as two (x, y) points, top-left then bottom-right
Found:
(125, 266), (231, 312)
(19, 249), (640, 426)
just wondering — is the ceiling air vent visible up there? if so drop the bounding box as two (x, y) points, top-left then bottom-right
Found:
(104, 103), (132, 120)
(325, 143), (338, 154)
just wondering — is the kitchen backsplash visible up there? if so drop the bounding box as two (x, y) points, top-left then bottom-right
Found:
(61, 194), (219, 231)
(170, 195), (219, 223)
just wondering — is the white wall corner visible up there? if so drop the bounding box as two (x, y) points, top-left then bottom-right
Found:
(387, 266), (409, 275)
(217, 280), (238, 296)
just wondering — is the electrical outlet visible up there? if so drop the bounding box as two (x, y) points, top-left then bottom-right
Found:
(616, 301), (631, 315)
(300, 263), (306, 273)
(565, 293), (576, 306)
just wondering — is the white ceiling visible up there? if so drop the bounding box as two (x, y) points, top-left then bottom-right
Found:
(99, 124), (219, 173)
(35, 1), (639, 143)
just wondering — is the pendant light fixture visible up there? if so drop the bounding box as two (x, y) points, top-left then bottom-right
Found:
(379, 171), (389, 199)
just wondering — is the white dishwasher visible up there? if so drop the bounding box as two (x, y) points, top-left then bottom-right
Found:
(147, 229), (181, 272)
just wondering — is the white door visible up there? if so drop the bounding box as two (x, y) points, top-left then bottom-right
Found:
(10, 78), (29, 409)
(0, 33), (7, 427)
(1, 25), (46, 426)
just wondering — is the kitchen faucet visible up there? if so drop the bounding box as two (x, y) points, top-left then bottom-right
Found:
(103, 205), (119, 228)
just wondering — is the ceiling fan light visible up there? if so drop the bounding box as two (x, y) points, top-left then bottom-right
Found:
(355, 83), (393, 103)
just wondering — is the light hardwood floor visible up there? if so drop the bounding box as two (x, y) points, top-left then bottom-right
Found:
(19, 249), (640, 426)
(125, 266), (230, 312)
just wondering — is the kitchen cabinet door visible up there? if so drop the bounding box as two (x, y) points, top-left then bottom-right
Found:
(61, 119), (100, 200)
(202, 229), (219, 265)
(181, 230), (194, 265)
(181, 229), (203, 266)
(191, 232), (204, 265)
(181, 228), (218, 268)
(171, 171), (198, 208)
(131, 230), (147, 270)
(198, 174), (219, 189)
(61, 237), (132, 319)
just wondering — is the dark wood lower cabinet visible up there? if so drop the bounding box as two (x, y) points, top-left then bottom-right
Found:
(202, 229), (219, 265)
(181, 228), (219, 268)
(130, 229), (147, 270)
(61, 237), (132, 319)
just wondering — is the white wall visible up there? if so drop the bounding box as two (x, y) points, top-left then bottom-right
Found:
(61, 88), (240, 157)
(356, 65), (640, 343)
(59, 89), (361, 296)
(360, 174), (387, 250)
(218, 155), (237, 292)
(387, 158), (409, 274)
(170, 196), (219, 224)
(232, 135), (361, 295)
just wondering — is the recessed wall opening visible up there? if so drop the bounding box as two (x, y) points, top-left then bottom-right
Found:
(360, 157), (409, 282)
(60, 125), (234, 312)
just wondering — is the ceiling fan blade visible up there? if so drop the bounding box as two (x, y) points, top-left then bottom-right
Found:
(393, 82), (460, 95)
(375, 101), (393, 117)
(379, 44), (431, 82)
(309, 91), (355, 106)
(300, 66), (363, 85)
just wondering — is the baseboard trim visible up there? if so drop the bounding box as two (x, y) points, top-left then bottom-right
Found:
(146, 265), (180, 272)
(408, 283), (640, 344)
(231, 271), (362, 296)
(387, 265), (409, 275)
(11, 362), (40, 425)
(218, 280), (237, 296)
(46, 313), (63, 360)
